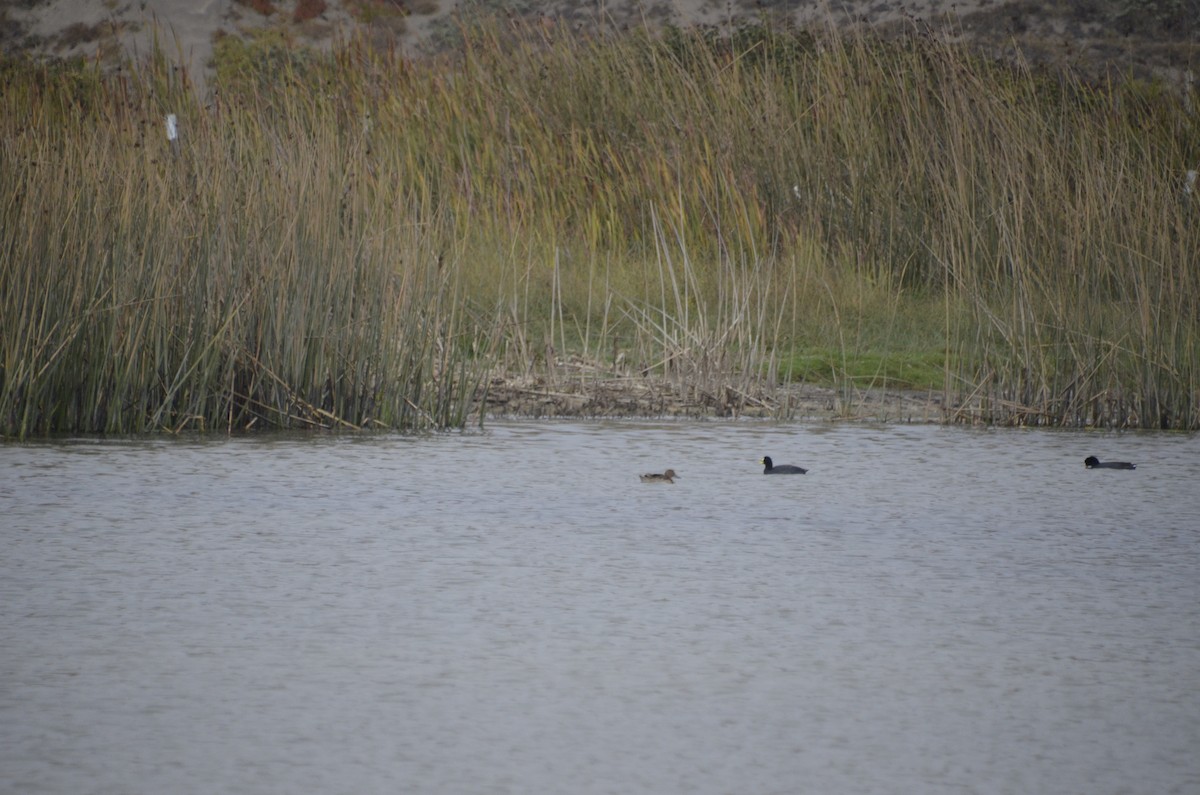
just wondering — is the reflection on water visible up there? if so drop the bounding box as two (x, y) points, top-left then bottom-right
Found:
(2, 422), (1199, 794)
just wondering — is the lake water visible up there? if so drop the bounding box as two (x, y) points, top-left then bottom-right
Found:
(2, 421), (1198, 794)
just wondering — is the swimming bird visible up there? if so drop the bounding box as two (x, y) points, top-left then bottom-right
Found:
(640, 469), (678, 483)
(761, 456), (807, 474)
(1084, 456), (1136, 470)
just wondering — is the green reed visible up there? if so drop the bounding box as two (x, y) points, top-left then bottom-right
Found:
(2, 17), (1197, 434)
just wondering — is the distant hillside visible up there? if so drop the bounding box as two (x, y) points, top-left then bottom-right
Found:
(1, 0), (1196, 94)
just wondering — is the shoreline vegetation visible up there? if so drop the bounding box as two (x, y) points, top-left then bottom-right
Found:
(2, 16), (1198, 436)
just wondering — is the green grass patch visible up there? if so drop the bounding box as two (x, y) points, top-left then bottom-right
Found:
(779, 349), (948, 391)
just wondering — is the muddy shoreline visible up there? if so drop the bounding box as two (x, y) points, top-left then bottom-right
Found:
(477, 365), (952, 423)
(475, 363), (1183, 428)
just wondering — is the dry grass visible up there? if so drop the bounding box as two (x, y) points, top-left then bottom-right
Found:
(2, 17), (1197, 435)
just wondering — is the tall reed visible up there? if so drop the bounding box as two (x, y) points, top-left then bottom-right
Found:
(1, 54), (483, 436)
(3, 16), (1197, 433)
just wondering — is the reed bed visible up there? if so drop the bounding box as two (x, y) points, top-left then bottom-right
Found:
(2, 16), (1197, 435)
(1, 53), (483, 435)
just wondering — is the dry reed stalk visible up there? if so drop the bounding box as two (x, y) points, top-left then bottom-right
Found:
(3, 19), (1197, 433)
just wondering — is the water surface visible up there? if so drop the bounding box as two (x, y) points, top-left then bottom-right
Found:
(3, 422), (1198, 794)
